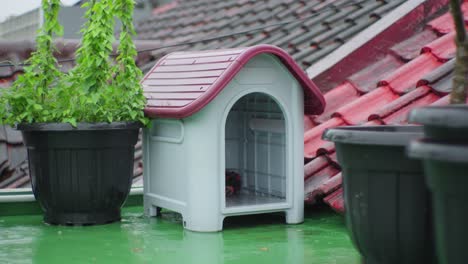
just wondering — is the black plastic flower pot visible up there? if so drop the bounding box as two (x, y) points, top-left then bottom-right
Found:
(17, 122), (141, 226)
(408, 106), (468, 142)
(408, 140), (468, 264)
(323, 126), (434, 264)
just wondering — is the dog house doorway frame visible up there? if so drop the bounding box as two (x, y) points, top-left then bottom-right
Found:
(220, 89), (293, 216)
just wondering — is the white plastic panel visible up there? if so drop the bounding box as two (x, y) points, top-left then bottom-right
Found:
(225, 93), (286, 208)
(144, 53), (304, 231)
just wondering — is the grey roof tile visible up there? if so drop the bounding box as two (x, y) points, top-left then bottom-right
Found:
(335, 16), (379, 43)
(312, 23), (350, 45)
(370, 0), (406, 18)
(0, 143), (7, 173)
(0, 126), (6, 142)
(302, 41), (342, 66)
(0, 0), (407, 189)
(345, 0), (383, 22)
(4, 126), (22, 145)
(134, 0), (405, 71)
(290, 26), (329, 47)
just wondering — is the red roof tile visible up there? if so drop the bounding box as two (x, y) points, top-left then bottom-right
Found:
(304, 117), (343, 158)
(323, 188), (344, 214)
(390, 29), (439, 61)
(303, 6), (465, 214)
(347, 55), (404, 93)
(304, 116), (315, 131)
(304, 165), (340, 204)
(427, 2), (468, 34)
(304, 155), (332, 180)
(332, 86), (399, 125)
(1, 1), (408, 189)
(314, 82), (361, 124)
(421, 31), (456, 61)
(378, 53), (442, 94)
(368, 86), (433, 122)
(383, 91), (440, 124)
(305, 172), (342, 204)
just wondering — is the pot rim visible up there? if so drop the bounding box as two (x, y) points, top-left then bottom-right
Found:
(322, 125), (423, 146)
(408, 139), (468, 163)
(408, 105), (468, 128)
(16, 121), (142, 131)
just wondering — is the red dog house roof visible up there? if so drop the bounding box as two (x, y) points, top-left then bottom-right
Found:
(142, 44), (325, 118)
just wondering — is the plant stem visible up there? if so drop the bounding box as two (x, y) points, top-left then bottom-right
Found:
(450, 0), (468, 104)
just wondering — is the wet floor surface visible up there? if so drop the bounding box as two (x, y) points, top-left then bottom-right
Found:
(0, 207), (360, 264)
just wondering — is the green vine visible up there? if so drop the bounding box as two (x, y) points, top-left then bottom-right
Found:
(0, 0), (63, 124)
(0, 0), (148, 126)
(108, 0), (147, 124)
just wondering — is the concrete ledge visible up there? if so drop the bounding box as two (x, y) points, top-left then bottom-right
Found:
(0, 186), (144, 216)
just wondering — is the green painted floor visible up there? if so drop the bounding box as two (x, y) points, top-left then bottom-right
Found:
(0, 207), (361, 264)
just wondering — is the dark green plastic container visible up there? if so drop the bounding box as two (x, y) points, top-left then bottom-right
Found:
(323, 126), (434, 264)
(408, 106), (468, 141)
(408, 105), (468, 264)
(18, 122), (141, 226)
(409, 140), (468, 264)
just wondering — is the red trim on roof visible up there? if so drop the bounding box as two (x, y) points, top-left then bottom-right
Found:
(142, 45), (325, 118)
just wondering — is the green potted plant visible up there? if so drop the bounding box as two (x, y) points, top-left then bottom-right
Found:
(0, 0), (147, 225)
(408, 1), (468, 263)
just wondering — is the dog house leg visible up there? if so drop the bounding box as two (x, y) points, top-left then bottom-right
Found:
(144, 197), (159, 217)
(285, 207), (304, 225)
(183, 214), (225, 232)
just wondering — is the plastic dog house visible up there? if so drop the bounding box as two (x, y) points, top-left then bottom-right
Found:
(141, 45), (325, 232)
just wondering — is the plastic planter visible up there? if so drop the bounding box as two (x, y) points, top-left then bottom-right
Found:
(408, 105), (468, 141)
(408, 105), (468, 264)
(408, 140), (468, 264)
(18, 122), (141, 225)
(323, 126), (434, 264)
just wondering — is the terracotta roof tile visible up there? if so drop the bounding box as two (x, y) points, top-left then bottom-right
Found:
(332, 86), (399, 125)
(0, 0), (407, 190)
(314, 82), (361, 124)
(378, 53), (442, 94)
(421, 31), (456, 61)
(390, 29), (439, 61)
(368, 86), (433, 122)
(427, 2), (468, 34)
(304, 155), (331, 180)
(348, 55), (404, 93)
(304, 164), (340, 204)
(382, 91), (440, 124)
(418, 58), (454, 93)
(431, 94), (450, 106)
(305, 172), (342, 205)
(303, 6), (464, 213)
(323, 187), (344, 213)
(304, 117), (343, 158)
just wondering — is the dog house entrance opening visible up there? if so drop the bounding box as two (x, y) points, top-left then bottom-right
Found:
(225, 93), (286, 208)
